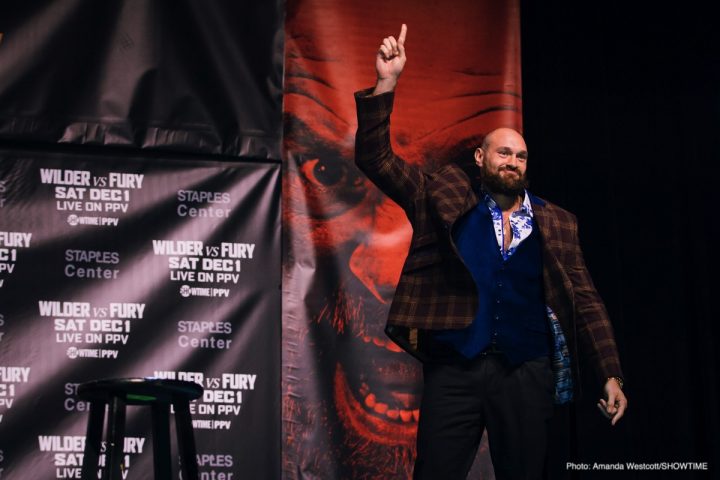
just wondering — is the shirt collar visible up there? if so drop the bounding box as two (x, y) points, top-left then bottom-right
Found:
(481, 189), (534, 218)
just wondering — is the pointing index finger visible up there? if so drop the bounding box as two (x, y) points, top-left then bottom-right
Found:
(398, 24), (407, 45)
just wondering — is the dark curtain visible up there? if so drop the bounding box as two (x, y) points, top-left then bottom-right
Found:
(521, 1), (718, 478)
(0, 0), (283, 158)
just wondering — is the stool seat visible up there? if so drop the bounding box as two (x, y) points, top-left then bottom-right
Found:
(78, 377), (203, 404)
(78, 377), (203, 480)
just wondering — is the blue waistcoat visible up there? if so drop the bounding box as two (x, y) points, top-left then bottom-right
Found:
(434, 202), (550, 364)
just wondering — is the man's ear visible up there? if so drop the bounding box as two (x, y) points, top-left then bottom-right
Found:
(474, 147), (484, 167)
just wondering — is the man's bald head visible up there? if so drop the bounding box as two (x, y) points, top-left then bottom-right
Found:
(481, 128), (526, 152)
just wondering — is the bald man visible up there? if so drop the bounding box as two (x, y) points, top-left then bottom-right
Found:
(354, 25), (627, 479)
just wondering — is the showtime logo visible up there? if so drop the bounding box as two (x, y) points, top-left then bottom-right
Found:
(66, 347), (118, 359)
(179, 285), (229, 298)
(67, 215), (119, 227)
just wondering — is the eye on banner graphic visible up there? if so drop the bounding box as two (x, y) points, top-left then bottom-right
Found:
(282, 0), (522, 478)
(0, 150), (280, 479)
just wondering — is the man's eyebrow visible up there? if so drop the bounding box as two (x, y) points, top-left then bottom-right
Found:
(283, 53), (350, 123)
(284, 115), (349, 159)
(496, 146), (528, 155)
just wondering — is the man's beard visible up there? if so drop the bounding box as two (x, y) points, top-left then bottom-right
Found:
(481, 163), (528, 196)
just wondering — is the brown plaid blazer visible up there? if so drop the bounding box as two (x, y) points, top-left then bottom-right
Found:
(354, 88), (623, 384)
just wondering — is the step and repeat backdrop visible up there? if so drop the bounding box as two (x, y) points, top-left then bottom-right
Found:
(0, 152), (280, 479)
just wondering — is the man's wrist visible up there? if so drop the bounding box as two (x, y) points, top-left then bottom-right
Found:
(373, 78), (398, 95)
(607, 376), (624, 389)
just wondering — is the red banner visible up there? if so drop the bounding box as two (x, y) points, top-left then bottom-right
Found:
(282, 1), (522, 478)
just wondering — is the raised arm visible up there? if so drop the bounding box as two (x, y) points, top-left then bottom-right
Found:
(355, 24), (423, 215)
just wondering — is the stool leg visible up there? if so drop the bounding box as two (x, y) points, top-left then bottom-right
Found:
(106, 396), (126, 480)
(151, 402), (172, 480)
(81, 401), (105, 480)
(174, 400), (199, 480)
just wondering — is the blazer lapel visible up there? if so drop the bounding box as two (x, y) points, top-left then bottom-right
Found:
(531, 197), (562, 264)
(530, 193), (553, 241)
(532, 196), (575, 328)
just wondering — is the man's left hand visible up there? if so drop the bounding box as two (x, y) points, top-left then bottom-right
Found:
(597, 378), (627, 426)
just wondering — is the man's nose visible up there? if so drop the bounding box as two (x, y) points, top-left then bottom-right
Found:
(349, 198), (412, 304)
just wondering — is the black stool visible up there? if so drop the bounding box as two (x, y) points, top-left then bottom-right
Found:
(78, 377), (203, 480)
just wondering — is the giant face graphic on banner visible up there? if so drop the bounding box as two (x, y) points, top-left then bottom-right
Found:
(283, 1), (522, 477)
